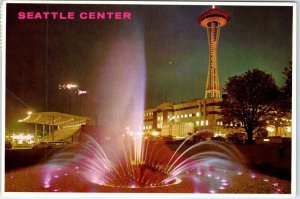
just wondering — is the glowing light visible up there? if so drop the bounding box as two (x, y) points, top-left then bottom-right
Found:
(130, 184), (137, 188)
(250, 174), (256, 178)
(201, 121), (204, 126)
(27, 111), (32, 115)
(59, 83), (78, 90)
(44, 184), (50, 188)
(263, 139), (270, 142)
(11, 133), (34, 144)
(151, 131), (159, 136)
(222, 182), (228, 186)
(266, 126), (275, 133)
(77, 89), (88, 95)
(273, 182), (279, 187)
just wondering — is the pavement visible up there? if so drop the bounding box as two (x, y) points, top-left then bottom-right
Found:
(5, 164), (291, 194)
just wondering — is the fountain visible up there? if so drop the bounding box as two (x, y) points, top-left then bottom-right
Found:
(41, 131), (246, 192)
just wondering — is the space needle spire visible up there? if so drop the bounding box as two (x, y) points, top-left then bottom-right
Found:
(199, 6), (230, 99)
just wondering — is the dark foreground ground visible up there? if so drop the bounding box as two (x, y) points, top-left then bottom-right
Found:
(5, 165), (291, 193)
(5, 142), (292, 194)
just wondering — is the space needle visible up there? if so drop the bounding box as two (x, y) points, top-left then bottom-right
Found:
(199, 6), (230, 99)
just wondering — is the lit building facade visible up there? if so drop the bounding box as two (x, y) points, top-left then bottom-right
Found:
(143, 98), (225, 138)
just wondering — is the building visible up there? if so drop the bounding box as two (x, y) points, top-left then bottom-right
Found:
(143, 98), (226, 139)
(17, 112), (91, 143)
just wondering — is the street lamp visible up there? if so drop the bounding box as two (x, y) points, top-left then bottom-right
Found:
(59, 83), (78, 114)
(76, 89), (88, 115)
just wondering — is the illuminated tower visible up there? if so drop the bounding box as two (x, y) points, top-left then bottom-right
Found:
(199, 6), (230, 98)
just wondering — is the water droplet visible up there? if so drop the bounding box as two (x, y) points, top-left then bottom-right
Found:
(64, 173), (68, 176)
(219, 186), (225, 190)
(54, 175), (59, 178)
(273, 183), (279, 187)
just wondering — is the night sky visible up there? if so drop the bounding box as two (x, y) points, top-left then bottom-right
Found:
(5, 3), (293, 130)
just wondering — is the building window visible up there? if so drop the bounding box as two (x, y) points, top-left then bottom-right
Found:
(181, 115), (183, 118)
(206, 120), (209, 126)
(201, 120), (204, 126)
(196, 121), (200, 126)
(196, 112), (200, 117)
(189, 114), (192, 117)
(184, 114), (188, 118)
(177, 115), (179, 119)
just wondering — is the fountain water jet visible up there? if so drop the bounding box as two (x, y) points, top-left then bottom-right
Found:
(94, 20), (146, 164)
(42, 131), (246, 190)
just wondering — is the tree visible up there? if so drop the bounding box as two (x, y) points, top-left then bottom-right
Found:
(279, 61), (292, 112)
(220, 69), (280, 143)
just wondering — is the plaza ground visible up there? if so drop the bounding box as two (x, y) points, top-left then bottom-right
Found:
(5, 142), (292, 194)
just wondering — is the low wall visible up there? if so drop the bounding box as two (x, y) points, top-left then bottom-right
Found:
(235, 144), (291, 180)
